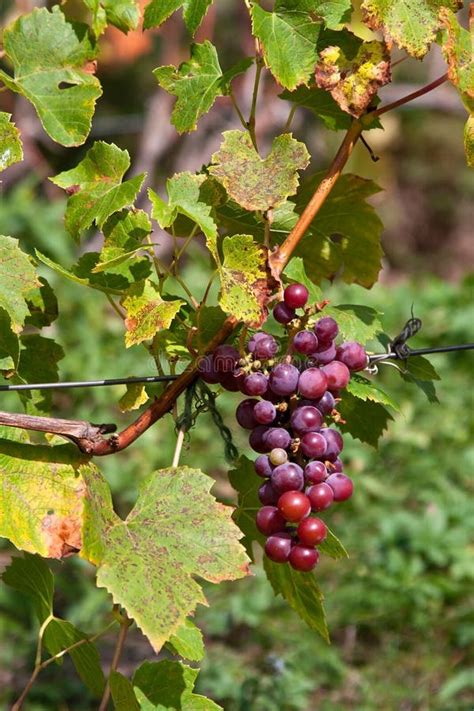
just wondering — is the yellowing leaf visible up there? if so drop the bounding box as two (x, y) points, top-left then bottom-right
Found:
(361, 0), (463, 59)
(0, 439), (92, 559)
(51, 142), (145, 240)
(0, 235), (40, 334)
(122, 281), (184, 347)
(209, 130), (309, 212)
(0, 113), (23, 172)
(81, 466), (250, 652)
(465, 115), (474, 168)
(315, 37), (391, 117)
(119, 383), (149, 412)
(0, 7), (102, 146)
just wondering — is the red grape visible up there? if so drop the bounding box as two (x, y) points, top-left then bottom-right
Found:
(236, 399), (258, 429)
(278, 491), (311, 522)
(314, 317), (338, 342)
(258, 481), (279, 505)
(289, 545), (319, 572)
(284, 283), (309, 309)
(293, 330), (318, 355)
(273, 301), (296, 324)
(321, 361), (350, 390)
(307, 482), (334, 511)
(326, 473), (354, 501)
(265, 533), (293, 563)
(298, 368), (327, 399)
(271, 462), (304, 494)
(336, 341), (368, 371)
(256, 506), (286, 536)
(304, 460), (327, 484)
(297, 517), (327, 546)
(290, 405), (323, 435)
(300, 432), (327, 458)
(242, 372), (268, 396)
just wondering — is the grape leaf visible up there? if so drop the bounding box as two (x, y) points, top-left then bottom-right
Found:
(465, 115), (474, 168)
(0, 112), (23, 172)
(110, 672), (140, 711)
(0, 7), (102, 146)
(347, 374), (399, 411)
(263, 557), (329, 642)
(273, 172), (384, 288)
(360, 0), (463, 59)
(338, 391), (394, 447)
(81, 466), (250, 652)
(208, 130), (310, 212)
(315, 34), (390, 117)
(194, 306), (228, 351)
(228, 456), (264, 560)
(133, 661), (222, 710)
(153, 42), (249, 133)
(166, 619), (205, 662)
(0, 235), (40, 334)
(3, 554), (105, 696)
(312, 0), (352, 29)
(0, 309), (19, 372)
(149, 173), (218, 239)
(213, 234), (272, 327)
(121, 281), (184, 347)
(0, 439), (92, 558)
(51, 142), (145, 240)
(25, 278), (59, 329)
(399, 355), (440, 403)
(319, 527), (348, 559)
(15, 335), (65, 415)
(144, 0), (213, 34)
(279, 86), (352, 130)
(119, 383), (149, 412)
(250, 1), (322, 90)
(82, 0), (140, 36)
(284, 257), (323, 303)
(93, 209), (152, 275)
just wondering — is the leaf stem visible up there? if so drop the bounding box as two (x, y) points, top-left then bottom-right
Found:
(284, 105), (298, 132)
(98, 611), (132, 711)
(105, 293), (126, 320)
(229, 89), (249, 130)
(248, 54), (264, 150)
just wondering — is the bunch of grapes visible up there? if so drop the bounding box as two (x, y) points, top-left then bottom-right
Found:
(198, 283), (368, 572)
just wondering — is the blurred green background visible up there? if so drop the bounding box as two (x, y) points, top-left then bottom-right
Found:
(0, 1), (473, 709)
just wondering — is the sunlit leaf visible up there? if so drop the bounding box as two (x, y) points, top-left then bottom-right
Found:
(119, 383), (150, 412)
(144, 0), (214, 35)
(0, 235), (40, 334)
(82, 0), (140, 36)
(0, 112), (23, 172)
(166, 619), (205, 662)
(121, 281), (184, 347)
(149, 173), (218, 239)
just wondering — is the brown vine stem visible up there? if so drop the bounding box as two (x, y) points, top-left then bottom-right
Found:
(98, 611), (132, 711)
(370, 72), (448, 119)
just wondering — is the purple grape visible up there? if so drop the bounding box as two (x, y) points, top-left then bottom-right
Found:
(247, 331), (269, 354)
(269, 363), (300, 396)
(258, 481), (279, 505)
(284, 283), (309, 309)
(242, 372), (268, 396)
(254, 335), (279, 360)
(269, 447), (288, 466)
(271, 462), (304, 495)
(321, 361), (350, 390)
(307, 482), (334, 511)
(220, 369), (245, 392)
(314, 391), (336, 415)
(326, 473), (353, 501)
(197, 355), (220, 384)
(312, 343), (337, 365)
(273, 301), (296, 324)
(236, 399), (258, 429)
(336, 342), (368, 371)
(249, 425), (270, 453)
(290, 406), (323, 436)
(254, 400), (276, 425)
(321, 428), (343, 461)
(265, 532), (293, 563)
(298, 368), (327, 399)
(255, 454), (273, 478)
(256, 506), (286, 536)
(289, 545), (319, 572)
(315, 317), (338, 342)
(300, 432), (327, 458)
(263, 427), (291, 451)
(293, 330), (319, 355)
(331, 458), (343, 473)
(213, 344), (239, 373)
(304, 461), (327, 484)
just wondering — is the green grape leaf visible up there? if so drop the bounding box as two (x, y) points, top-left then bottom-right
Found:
(82, 0), (140, 36)
(347, 374), (399, 411)
(399, 355), (440, 403)
(273, 172), (384, 288)
(279, 86), (352, 131)
(338, 391), (394, 447)
(209, 130), (310, 212)
(133, 660), (222, 710)
(319, 527), (349, 559)
(144, 0), (213, 35)
(0, 112), (23, 172)
(121, 281), (184, 347)
(465, 115), (474, 168)
(284, 257), (323, 303)
(149, 173), (218, 239)
(0, 7), (102, 146)
(3, 553), (105, 696)
(94, 210), (152, 274)
(324, 304), (383, 342)
(119, 383), (149, 412)
(228, 456), (264, 560)
(251, 1), (322, 90)
(263, 557), (329, 642)
(81, 466), (250, 652)
(154, 42), (225, 133)
(361, 0), (463, 59)
(15, 335), (64, 415)
(166, 619), (205, 662)
(0, 235), (40, 334)
(25, 278), (59, 329)
(51, 142), (145, 240)
(312, 0), (352, 29)
(0, 309), (19, 372)
(0, 439), (92, 558)
(110, 671), (141, 710)
(152, 328), (190, 361)
(213, 234), (272, 327)
(315, 34), (390, 117)
(194, 306), (228, 351)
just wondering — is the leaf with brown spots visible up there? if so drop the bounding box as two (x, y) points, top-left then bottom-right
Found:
(121, 280), (184, 347)
(0, 235), (40, 334)
(315, 33), (391, 117)
(81, 465), (250, 652)
(208, 130), (310, 212)
(0, 438), (93, 559)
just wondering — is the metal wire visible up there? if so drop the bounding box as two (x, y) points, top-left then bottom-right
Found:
(369, 343), (474, 363)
